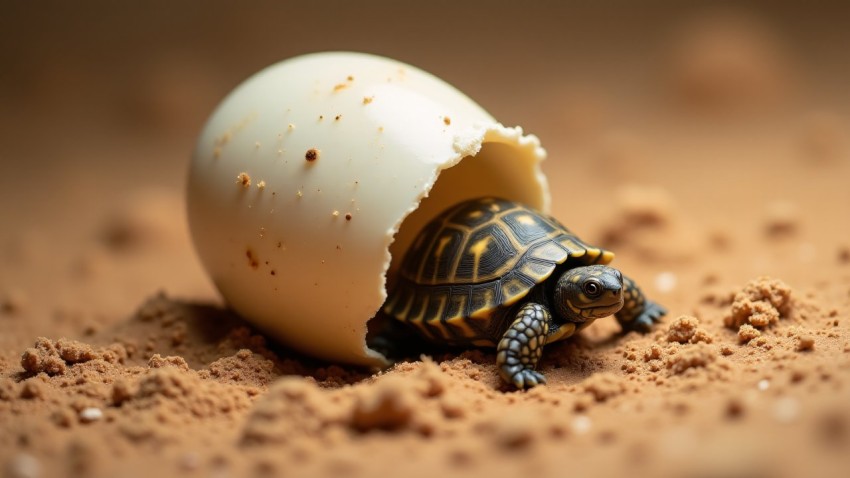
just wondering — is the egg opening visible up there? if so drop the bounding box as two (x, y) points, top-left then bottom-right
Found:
(387, 135), (549, 281)
(187, 52), (549, 368)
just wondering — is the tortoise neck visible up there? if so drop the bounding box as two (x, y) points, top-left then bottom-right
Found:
(552, 271), (584, 323)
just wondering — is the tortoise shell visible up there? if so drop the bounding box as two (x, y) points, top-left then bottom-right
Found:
(384, 197), (614, 345)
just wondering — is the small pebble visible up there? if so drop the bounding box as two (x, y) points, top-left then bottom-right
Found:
(79, 407), (103, 423)
(797, 335), (815, 352)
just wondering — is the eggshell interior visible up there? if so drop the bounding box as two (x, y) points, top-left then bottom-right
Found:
(187, 52), (549, 367)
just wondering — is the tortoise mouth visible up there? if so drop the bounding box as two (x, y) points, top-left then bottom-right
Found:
(579, 297), (625, 320)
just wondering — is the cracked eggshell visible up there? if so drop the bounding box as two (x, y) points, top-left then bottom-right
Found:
(187, 52), (549, 367)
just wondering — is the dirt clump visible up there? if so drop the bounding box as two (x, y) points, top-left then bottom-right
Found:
(724, 276), (793, 329)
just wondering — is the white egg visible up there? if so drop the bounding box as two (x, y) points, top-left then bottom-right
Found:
(187, 52), (549, 366)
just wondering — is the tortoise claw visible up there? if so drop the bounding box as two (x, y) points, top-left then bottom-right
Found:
(627, 301), (667, 334)
(510, 369), (547, 390)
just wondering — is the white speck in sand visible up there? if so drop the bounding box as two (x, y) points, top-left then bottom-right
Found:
(655, 272), (678, 293)
(79, 407), (103, 423)
(571, 415), (592, 434)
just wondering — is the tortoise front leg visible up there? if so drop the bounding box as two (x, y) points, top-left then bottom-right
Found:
(616, 275), (666, 333)
(496, 302), (550, 389)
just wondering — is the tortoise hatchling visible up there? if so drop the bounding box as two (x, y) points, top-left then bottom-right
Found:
(383, 197), (666, 389)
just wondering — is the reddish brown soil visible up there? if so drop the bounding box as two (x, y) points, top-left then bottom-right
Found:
(2, 3), (849, 478)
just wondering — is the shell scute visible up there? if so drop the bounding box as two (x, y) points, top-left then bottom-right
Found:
(455, 224), (516, 283)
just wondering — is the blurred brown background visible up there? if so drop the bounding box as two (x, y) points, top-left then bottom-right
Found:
(2, 0), (848, 208)
(1, 2), (847, 189)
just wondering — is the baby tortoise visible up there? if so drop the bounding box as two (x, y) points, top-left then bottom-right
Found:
(383, 197), (666, 389)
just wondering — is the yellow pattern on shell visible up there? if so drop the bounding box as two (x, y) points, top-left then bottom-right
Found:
(468, 236), (492, 283)
(501, 277), (530, 306)
(469, 287), (496, 319)
(444, 315), (478, 337)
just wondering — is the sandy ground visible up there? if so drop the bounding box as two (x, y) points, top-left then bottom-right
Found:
(2, 2), (850, 477)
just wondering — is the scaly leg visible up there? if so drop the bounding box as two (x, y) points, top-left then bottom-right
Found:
(616, 275), (666, 333)
(496, 302), (550, 389)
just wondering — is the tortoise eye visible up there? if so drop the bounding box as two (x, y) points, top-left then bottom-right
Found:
(583, 279), (602, 297)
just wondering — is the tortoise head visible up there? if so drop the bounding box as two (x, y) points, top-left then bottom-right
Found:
(553, 265), (624, 323)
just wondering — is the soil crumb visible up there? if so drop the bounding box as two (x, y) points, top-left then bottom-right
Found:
(20, 338), (126, 376)
(724, 276), (793, 329)
(666, 315), (714, 344)
(665, 343), (716, 374)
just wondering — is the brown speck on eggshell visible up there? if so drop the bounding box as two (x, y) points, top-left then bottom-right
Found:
(305, 149), (320, 162)
(345, 213), (352, 221)
(216, 131), (232, 146)
(332, 76), (354, 92)
(335, 115), (342, 121)
(443, 116), (451, 125)
(236, 172), (251, 188)
(363, 96), (374, 105)
(246, 248), (259, 269)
